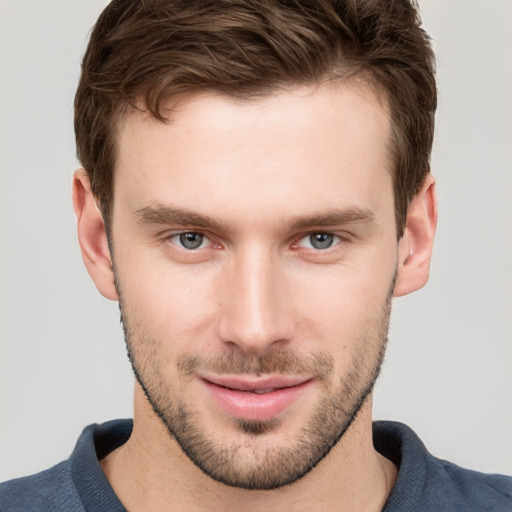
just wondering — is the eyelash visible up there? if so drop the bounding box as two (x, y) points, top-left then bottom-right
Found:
(164, 230), (346, 252)
(294, 232), (343, 251)
(166, 232), (217, 251)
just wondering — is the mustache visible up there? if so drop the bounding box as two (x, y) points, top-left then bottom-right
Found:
(177, 350), (334, 379)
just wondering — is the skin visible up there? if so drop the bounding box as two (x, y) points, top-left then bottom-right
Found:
(73, 81), (437, 511)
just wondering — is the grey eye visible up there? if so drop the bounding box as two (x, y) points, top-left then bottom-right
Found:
(309, 233), (335, 249)
(179, 232), (204, 249)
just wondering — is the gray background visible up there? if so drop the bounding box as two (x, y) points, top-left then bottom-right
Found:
(1, 0), (511, 481)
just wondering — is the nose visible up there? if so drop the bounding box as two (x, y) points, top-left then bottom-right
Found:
(216, 246), (294, 355)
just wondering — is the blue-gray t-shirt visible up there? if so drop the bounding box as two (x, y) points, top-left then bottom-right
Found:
(1, 420), (511, 511)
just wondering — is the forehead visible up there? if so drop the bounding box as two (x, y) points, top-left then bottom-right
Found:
(113, 82), (393, 224)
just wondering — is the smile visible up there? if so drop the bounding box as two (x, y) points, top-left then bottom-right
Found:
(200, 376), (314, 421)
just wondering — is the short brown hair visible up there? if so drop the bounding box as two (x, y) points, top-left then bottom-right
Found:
(75, 0), (436, 238)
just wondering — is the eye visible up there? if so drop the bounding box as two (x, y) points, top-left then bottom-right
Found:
(297, 232), (341, 250)
(170, 232), (209, 250)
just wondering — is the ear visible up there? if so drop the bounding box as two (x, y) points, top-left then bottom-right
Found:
(394, 174), (438, 297)
(72, 169), (118, 301)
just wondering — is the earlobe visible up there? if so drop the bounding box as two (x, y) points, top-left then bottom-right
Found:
(72, 169), (118, 301)
(394, 174), (438, 297)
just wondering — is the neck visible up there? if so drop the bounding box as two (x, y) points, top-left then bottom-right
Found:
(101, 387), (396, 512)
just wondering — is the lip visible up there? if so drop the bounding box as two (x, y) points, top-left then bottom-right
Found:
(200, 375), (314, 421)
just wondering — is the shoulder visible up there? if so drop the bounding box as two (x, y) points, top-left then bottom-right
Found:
(426, 458), (512, 511)
(374, 421), (512, 512)
(0, 461), (85, 512)
(0, 420), (131, 512)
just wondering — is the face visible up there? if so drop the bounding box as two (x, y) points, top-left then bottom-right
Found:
(111, 83), (399, 489)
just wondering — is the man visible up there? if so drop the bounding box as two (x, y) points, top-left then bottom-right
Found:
(1, 0), (510, 510)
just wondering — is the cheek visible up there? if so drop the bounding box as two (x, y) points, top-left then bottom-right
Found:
(116, 253), (221, 348)
(294, 255), (393, 308)
(289, 258), (395, 353)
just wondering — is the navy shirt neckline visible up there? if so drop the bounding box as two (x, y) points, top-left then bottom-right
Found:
(70, 419), (131, 512)
(63, 418), (511, 511)
(69, 419), (419, 511)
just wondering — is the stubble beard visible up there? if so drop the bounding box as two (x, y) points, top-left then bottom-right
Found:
(117, 275), (394, 490)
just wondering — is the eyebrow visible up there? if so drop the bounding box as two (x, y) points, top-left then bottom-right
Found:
(134, 203), (375, 233)
(285, 207), (375, 232)
(135, 204), (233, 233)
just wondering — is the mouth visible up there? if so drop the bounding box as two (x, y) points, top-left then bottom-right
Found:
(200, 375), (314, 421)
